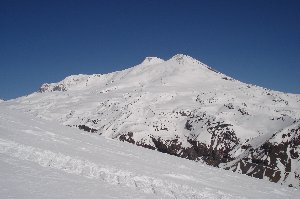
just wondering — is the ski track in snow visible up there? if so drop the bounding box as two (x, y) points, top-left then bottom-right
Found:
(0, 138), (236, 199)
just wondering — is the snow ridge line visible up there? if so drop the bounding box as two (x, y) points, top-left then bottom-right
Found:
(0, 138), (235, 199)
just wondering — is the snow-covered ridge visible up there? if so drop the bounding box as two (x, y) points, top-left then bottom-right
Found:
(6, 54), (300, 188)
(38, 54), (227, 93)
(39, 74), (101, 92)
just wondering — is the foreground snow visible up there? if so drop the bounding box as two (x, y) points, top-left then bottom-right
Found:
(0, 105), (299, 198)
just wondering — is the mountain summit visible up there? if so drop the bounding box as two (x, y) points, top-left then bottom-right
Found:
(140, 56), (165, 66)
(7, 54), (300, 188)
(39, 54), (227, 93)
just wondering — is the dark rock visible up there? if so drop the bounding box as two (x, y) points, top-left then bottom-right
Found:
(119, 132), (135, 144)
(78, 125), (97, 133)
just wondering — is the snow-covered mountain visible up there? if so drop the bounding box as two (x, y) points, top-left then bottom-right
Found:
(6, 54), (300, 188)
(1, 105), (300, 198)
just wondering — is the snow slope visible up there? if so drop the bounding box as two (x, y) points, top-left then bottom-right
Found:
(5, 54), (300, 188)
(0, 105), (299, 198)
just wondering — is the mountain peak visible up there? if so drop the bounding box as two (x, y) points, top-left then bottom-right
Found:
(169, 54), (203, 65)
(8, 53), (300, 190)
(140, 57), (164, 66)
(170, 54), (190, 59)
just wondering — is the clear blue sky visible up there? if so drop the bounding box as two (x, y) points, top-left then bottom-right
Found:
(1, 0), (299, 100)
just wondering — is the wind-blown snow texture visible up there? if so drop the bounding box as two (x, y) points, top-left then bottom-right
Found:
(6, 54), (300, 188)
(0, 105), (299, 198)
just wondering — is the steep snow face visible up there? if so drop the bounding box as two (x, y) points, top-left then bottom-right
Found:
(221, 121), (300, 187)
(1, 105), (299, 199)
(6, 54), (300, 188)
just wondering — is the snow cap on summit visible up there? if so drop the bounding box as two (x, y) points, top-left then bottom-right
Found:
(140, 57), (165, 66)
(140, 54), (205, 66)
(169, 54), (203, 65)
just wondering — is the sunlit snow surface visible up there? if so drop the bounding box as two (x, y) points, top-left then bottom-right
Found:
(0, 105), (299, 198)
